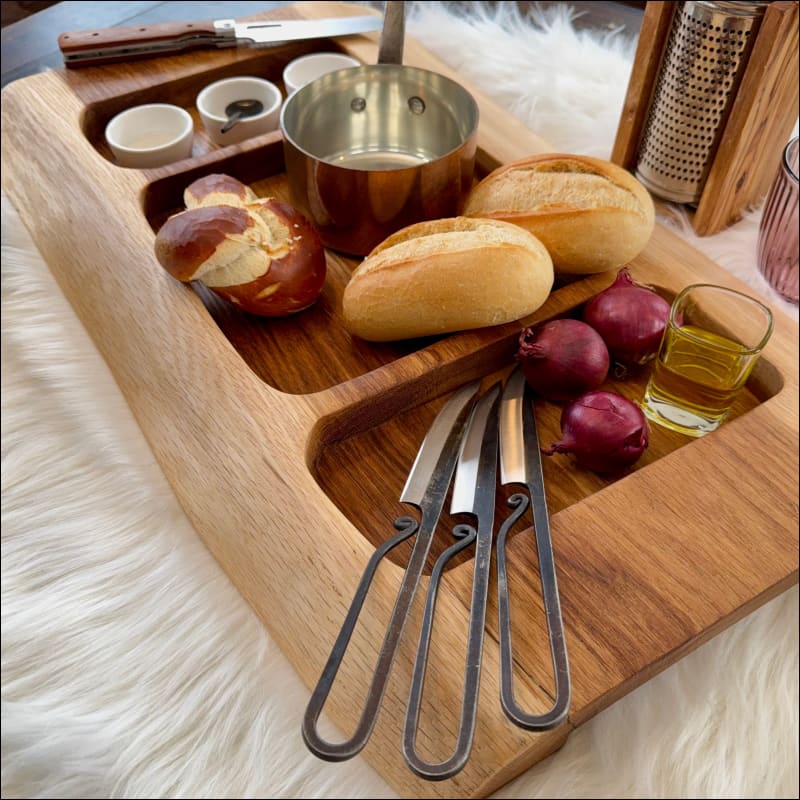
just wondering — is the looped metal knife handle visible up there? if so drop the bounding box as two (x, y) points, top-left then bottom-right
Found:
(496, 374), (570, 730)
(496, 402), (571, 733)
(403, 385), (500, 781)
(303, 381), (478, 763)
(402, 523), (486, 781)
(302, 514), (420, 760)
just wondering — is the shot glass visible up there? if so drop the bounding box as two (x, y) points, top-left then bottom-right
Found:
(642, 284), (773, 437)
(757, 136), (799, 304)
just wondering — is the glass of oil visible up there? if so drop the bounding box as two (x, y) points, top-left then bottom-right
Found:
(642, 284), (773, 437)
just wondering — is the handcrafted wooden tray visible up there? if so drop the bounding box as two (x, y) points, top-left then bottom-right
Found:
(2, 3), (797, 797)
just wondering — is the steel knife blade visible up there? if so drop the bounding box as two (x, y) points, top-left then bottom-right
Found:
(302, 380), (479, 762)
(499, 366), (530, 486)
(400, 381), (480, 509)
(451, 383), (501, 516)
(58, 15), (383, 68)
(403, 382), (501, 781)
(496, 366), (571, 730)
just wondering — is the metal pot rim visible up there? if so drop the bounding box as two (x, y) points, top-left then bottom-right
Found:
(279, 63), (480, 172)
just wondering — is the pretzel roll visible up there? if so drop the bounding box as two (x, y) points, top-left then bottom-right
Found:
(155, 198), (326, 317)
(183, 173), (258, 209)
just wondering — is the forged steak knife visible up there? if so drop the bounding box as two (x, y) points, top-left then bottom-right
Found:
(58, 15), (383, 68)
(302, 381), (479, 763)
(403, 382), (501, 781)
(497, 366), (571, 730)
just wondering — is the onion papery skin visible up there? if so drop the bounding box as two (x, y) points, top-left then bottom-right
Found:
(516, 319), (610, 403)
(544, 390), (649, 474)
(582, 268), (671, 366)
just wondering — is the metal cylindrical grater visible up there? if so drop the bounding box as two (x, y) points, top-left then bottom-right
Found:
(634, 1), (770, 205)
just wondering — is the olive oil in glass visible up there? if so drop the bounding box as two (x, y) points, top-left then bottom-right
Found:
(642, 285), (773, 437)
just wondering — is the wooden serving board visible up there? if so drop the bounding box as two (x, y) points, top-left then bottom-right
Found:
(2, 3), (797, 796)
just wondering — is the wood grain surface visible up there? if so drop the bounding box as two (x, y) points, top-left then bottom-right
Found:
(1, 2), (797, 797)
(694, 1), (800, 235)
(611, 0), (799, 236)
(611, 1), (675, 170)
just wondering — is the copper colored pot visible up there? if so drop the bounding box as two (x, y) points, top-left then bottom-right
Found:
(279, 63), (479, 256)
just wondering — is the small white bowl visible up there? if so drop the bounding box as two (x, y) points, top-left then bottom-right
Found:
(283, 52), (361, 96)
(105, 104), (194, 168)
(196, 76), (282, 147)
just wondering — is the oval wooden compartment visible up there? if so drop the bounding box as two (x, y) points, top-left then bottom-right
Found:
(1, 3), (797, 798)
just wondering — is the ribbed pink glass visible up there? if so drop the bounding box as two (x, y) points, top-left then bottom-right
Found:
(757, 137), (799, 304)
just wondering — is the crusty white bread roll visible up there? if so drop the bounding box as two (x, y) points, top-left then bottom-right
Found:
(342, 217), (554, 342)
(463, 154), (655, 274)
(154, 195), (326, 317)
(183, 173), (258, 210)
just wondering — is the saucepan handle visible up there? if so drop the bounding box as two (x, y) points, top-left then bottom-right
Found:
(378, 0), (405, 65)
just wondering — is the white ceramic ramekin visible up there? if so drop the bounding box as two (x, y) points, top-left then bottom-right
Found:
(282, 52), (361, 96)
(196, 76), (282, 147)
(105, 104), (193, 168)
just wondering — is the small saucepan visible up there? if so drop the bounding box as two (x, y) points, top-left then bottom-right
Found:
(279, 4), (479, 256)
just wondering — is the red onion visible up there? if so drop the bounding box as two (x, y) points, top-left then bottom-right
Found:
(543, 390), (649, 474)
(582, 268), (671, 366)
(516, 319), (610, 403)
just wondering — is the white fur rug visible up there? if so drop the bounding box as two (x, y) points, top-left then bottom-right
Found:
(2, 3), (798, 798)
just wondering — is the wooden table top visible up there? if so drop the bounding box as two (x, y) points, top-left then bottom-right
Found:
(0, 0), (645, 87)
(0, 1), (291, 86)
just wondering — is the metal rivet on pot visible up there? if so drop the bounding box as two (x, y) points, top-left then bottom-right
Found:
(350, 97), (367, 112)
(408, 96), (425, 115)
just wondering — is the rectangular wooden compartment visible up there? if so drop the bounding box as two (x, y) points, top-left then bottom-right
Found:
(142, 140), (778, 569)
(2, 3), (797, 797)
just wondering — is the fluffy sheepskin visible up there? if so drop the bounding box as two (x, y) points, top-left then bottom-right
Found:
(2, 2), (797, 798)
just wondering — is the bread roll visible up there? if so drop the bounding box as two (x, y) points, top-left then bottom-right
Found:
(342, 217), (553, 342)
(184, 173), (258, 210)
(463, 154), (655, 274)
(155, 196), (326, 317)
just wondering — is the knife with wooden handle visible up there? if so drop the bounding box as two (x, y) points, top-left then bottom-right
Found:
(57, 15), (383, 68)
